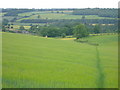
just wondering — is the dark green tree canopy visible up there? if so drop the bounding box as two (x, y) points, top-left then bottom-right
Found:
(73, 24), (89, 39)
(19, 25), (25, 30)
(2, 19), (9, 25)
(38, 15), (41, 19)
(94, 25), (101, 34)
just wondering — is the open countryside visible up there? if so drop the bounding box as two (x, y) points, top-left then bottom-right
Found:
(1, 8), (119, 88)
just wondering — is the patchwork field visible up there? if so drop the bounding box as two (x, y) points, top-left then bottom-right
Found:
(2, 32), (118, 88)
(15, 11), (114, 22)
(17, 14), (108, 21)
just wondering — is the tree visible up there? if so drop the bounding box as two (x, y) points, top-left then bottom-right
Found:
(40, 26), (61, 37)
(81, 15), (86, 24)
(61, 33), (66, 38)
(38, 15), (40, 19)
(82, 15), (85, 19)
(2, 25), (6, 32)
(2, 19), (9, 25)
(29, 25), (38, 33)
(64, 24), (73, 35)
(61, 11), (64, 13)
(11, 17), (17, 22)
(93, 25), (101, 34)
(51, 11), (54, 13)
(73, 24), (89, 39)
(19, 25), (25, 30)
(57, 11), (59, 13)
(46, 27), (61, 37)
(40, 27), (48, 36)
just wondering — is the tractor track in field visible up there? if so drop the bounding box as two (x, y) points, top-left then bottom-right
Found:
(95, 46), (105, 88)
(75, 40), (105, 88)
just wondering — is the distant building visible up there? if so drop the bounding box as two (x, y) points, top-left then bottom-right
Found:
(45, 35), (48, 38)
(22, 30), (29, 34)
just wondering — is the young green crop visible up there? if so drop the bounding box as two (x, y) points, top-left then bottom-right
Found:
(2, 32), (118, 88)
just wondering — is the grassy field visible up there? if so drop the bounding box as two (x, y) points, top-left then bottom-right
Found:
(12, 22), (45, 26)
(2, 32), (118, 88)
(2, 16), (15, 21)
(11, 25), (31, 30)
(17, 11), (114, 22)
(0, 32), (2, 89)
(18, 11), (73, 16)
(0, 13), (6, 16)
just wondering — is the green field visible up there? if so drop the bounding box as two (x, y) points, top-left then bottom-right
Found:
(17, 14), (108, 21)
(2, 32), (118, 88)
(11, 25), (31, 30)
(0, 13), (6, 16)
(18, 11), (73, 17)
(16, 11), (114, 22)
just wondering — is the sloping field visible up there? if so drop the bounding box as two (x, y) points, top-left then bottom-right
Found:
(17, 11), (114, 22)
(2, 33), (118, 88)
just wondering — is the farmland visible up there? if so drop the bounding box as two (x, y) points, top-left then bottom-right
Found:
(1, 10), (115, 23)
(2, 32), (118, 88)
(16, 11), (115, 24)
(17, 13), (112, 21)
(1, 8), (118, 31)
(1, 8), (118, 88)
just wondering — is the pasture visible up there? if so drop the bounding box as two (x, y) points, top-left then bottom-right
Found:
(16, 11), (114, 22)
(11, 25), (31, 30)
(2, 32), (118, 88)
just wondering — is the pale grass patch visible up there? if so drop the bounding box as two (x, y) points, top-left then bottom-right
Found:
(60, 38), (75, 40)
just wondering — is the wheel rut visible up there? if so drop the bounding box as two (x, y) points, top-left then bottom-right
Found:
(95, 46), (105, 88)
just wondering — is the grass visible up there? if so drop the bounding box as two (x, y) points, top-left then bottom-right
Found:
(0, 31), (2, 89)
(12, 25), (31, 30)
(17, 11), (114, 22)
(12, 22), (46, 26)
(0, 13), (6, 16)
(2, 16), (15, 21)
(18, 11), (73, 17)
(2, 32), (118, 88)
(81, 35), (118, 45)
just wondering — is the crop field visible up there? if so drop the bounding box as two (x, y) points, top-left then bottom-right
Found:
(11, 25), (31, 30)
(0, 13), (6, 16)
(29, 14), (108, 19)
(16, 11), (114, 22)
(11, 22), (45, 26)
(18, 11), (73, 16)
(0, 32), (2, 89)
(2, 32), (118, 88)
(2, 16), (15, 21)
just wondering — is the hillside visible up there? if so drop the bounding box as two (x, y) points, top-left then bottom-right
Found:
(2, 32), (118, 88)
(1, 8), (118, 35)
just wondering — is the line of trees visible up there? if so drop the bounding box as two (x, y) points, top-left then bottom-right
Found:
(27, 23), (117, 39)
(29, 25), (72, 37)
(72, 8), (118, 18)
(73, 24), (89, 39)
(20, 19), (118, 24)
(2, 18), (118, 39)
(3, 9), (34, 16)
(2, 8), (118, 18)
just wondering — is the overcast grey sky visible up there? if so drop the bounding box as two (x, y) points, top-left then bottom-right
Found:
(0, 0), (119, 8)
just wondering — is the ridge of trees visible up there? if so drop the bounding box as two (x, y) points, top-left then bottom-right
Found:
(20, 19), (118, 24)
(72, 8), (118, 18)
(2, 8), (118, 18)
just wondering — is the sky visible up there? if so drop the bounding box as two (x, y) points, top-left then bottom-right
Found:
(0, 0), (119, 8)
